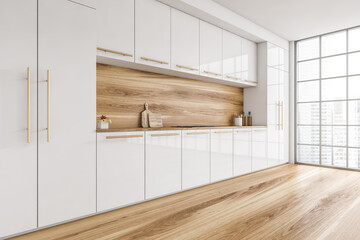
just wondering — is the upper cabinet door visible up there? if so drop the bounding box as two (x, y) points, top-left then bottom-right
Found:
(135, 0), (170, 69)
(96, 0), (134, 62)
(200, 21), (222, 79)
(0, 0), (37, 238)
(241, 38), (257, 83)
(171, 9), (199, 74)
(223, 31), (242, 82)
(267, 43), (280, 69)
(38, 0), (96, 227)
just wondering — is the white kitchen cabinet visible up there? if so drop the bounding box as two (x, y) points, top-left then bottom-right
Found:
(267, 43), (289, 167)
(182, 130), (210, 189)
(241, 38), (257, 83)
(38, 0), (96, 227)
(234, 129), (252, 176)
(0, 0), (38, 238)
(210, 130), (233, 182)
(135, 0), (170, 69)
(223, 31), (243, 82)
(252, 128), (267, 171)
(97, 132), (145, 212)
(171, 8), (199, 74)
(200, 21), (223, 79)
(146, 130), (182, 199)
(96, 0), (134, 62)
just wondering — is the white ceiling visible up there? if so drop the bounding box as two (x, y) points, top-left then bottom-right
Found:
(214, 0), (360, 40)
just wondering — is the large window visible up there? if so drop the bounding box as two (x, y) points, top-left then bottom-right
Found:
(296, 27), (360, 169)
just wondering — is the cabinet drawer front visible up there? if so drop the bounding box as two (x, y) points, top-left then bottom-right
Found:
(234, 129), (251, 141)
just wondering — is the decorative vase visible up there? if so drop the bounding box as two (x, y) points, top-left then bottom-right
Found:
(98, 121), (109, 129)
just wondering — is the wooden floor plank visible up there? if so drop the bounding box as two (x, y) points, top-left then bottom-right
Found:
(10, 164), (360, 240)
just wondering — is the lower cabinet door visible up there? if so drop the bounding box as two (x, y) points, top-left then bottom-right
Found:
(97, 132), (145, 212)
(146, 131), (182, 199)
(182, 130), (210, 189)
(252, 129), (268, 171)
(210, 130), (233, 182)
(234, 129), (252, 176)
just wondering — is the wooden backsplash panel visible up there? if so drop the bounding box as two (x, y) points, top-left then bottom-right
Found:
(97, 64), (243, 129)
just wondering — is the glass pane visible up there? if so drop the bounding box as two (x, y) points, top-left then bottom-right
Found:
(321, 126), (346, 146)
(348, 76), (360, 99)
(297, 103), (320, 124)
(321, 31), (347, 57)
(348, 100), (360, 125)
(297, 145), (319, 164)
(297, 126), (320, 144)
(348, 52), (360, 75)
(321, 101), (346, 125)
(298, 81), (319, 102)
(322, 147), (346, 167)
(321, 55), (346, 78)
(349, 148), (360, 169)
(298, 60), (319, 81)
(321, 77), (346, 101)
(349, 27), (360, 52)
(349, 126), (360, 147)
(297, 37), (319, 61)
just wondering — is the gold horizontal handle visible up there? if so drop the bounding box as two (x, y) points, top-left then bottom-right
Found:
(236, 130), (251, 133)
(253, 129), (267, 131)
(176, 65), (198, 71)
(203, 70), (221, 76)
(245, 80), (257, 84)
(186, 132), (210, 135)
(151, 133), (180, 137)
(226, 75), (241, 81)
(97, 47), (133, 57)
(214, 131), (232, 134)
(141, 57), (168, 65)
(106, 135), (143, 139)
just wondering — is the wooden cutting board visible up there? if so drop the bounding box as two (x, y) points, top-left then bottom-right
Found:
(149, 112), (163, 128)
(141, 103), (150, 128)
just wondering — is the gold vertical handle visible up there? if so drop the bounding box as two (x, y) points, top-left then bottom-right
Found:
(47, 70), (50, 142)
(277, 101), (280, 130)
(281, 101), (284, 130)
(27, 67), (31, 143)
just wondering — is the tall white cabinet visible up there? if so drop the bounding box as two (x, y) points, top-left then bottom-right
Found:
(0, 0), (38, 237)
(0, 0), (96, 238)
(37, 0), (96, 227)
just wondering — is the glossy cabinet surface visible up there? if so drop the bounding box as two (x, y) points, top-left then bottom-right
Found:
(234, 129), (252, 175)
(38, 0), (96, 227)
(171, 9), (199, 74)
(252, 129), (268, 171)
(182, 130), (210, 189)
(135, 0), (170, 69)
(0, 0), (38, 237)
(146, 130), (182, 199)
(241, 38), (257, 83)
(267, 43), (289, 167)
(96, 0), (134, 62)
(210, 130), (233, 182)
(223, 31), (243, 82)
(97, 132), (145, 212)
(200, 21), (223, 79)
